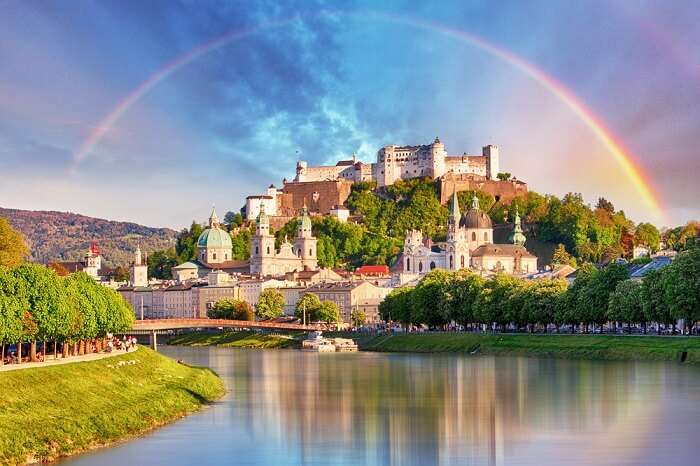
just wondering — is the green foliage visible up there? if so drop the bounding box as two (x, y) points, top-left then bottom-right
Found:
(207, 298), (254, 321)
(148, 248), (179, 279)
(231, 226), (252, 260)
(662, 247), (700, 331)
(607, 280), (644, 326)
(551, 243), (577, 267)
(0, 217), (28, 268)
(640, 269), (673, 330)
(496, 172), (512, 181)
(411, 269), (452, 327)
(224, 211), (244, 227)
(379, 287), (413, 325)
(523, 279), (567, 329)
(255, 288), (285, 320)
(474, 274), (522, 330)
(0, 266), (26, 345)
(579, 263), (629, 327)
(448, 270), (485, 326)
(634, 223), (661, 253)
(295, 292), (322, 321)
(317, 300), (341, 324)
(351, 309), (366, 327)
(175, 221), (204, 262)
(664, 221), (699, 252)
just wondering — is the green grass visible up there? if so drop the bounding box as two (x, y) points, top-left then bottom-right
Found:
(351, 333), (700, 364)
(168, 330), (301, 349)
(0, 347), (225, 465)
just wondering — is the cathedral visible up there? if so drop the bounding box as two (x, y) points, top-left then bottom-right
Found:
(250, 203), (318, 276)
(402, 193), (537, 277)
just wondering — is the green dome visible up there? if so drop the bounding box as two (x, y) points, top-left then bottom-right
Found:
(197, 227), (233, 249)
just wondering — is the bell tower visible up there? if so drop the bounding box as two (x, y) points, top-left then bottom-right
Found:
(250, 204), (276, 275)
(294, 202), (318, 270)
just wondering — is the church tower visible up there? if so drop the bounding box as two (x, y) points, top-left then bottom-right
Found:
(446, 192), (470, 270)
(130, 244), (148, 287)
(509, 207), (527, 246)
(250, 204), (276, 275)
(294, 202), (318, 270)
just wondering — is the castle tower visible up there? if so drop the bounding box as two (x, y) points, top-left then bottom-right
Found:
(430, 137), (447, 179)
(130, 244), (148, 287)
(294, 202), (318, 270)
(509, 208), (526, 246)
(483, 145), (499, 180)
(250, 204), (277, 275)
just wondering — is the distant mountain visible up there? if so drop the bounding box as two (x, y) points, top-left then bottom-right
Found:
(0, 207), (178, 268)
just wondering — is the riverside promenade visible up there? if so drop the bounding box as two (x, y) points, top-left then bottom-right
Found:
(0, 348), (131, 373)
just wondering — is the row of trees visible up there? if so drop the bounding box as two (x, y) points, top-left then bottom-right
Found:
(0, 264), (134, 364)
(380, 247), (700, 334)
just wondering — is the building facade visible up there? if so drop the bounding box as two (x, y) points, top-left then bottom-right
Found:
(305, 281), (392, 323)
(401, 193), (537, 278)
(250, 203), (318, 276)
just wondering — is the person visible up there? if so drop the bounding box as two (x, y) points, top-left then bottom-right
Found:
(131, 336), (138, 349)
(106, 339), (113, 353)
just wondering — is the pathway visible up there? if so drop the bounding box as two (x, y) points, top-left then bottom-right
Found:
(0, 348), (135, 373)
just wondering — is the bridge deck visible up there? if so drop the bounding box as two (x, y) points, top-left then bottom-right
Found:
(131, 318), (322, 332)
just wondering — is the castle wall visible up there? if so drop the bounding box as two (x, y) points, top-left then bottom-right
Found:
(439, 173), (528, 205)
(279, 179), (353, 215)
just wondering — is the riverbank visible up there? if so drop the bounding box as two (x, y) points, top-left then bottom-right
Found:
(168, 330), (301, 349)
(354, 333), (700, 364)
(0, 347), (225, 465)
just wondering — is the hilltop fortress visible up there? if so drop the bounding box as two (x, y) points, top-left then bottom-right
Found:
(294, 137), (499, 186)
(246, 138), (527, 222)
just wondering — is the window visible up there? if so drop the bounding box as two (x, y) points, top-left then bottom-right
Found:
(430, 261), (436, 270)
(418, 262), (423, 273)
(472, 232), (476, 241)
(309, 248), (313, 257)
(213, 253), (217, 260)
(255, 246), (259, 255)
(267, 246), (270, 254)
(406, 258), (411, 271)
(484, 232), (488, 242)
(461, 255), (465, 268)
(449, 255), (453, 268)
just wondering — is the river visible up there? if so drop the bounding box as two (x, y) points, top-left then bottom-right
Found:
(60, 346), (700, 466)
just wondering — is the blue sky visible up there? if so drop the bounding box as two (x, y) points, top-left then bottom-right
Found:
(0, 0), (698, 228)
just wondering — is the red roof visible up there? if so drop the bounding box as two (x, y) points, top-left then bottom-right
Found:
(354, 265), (390, 276)
(90, 242), (100, 256)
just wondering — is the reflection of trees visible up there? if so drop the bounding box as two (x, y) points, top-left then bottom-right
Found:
(223, 351), (662, 466)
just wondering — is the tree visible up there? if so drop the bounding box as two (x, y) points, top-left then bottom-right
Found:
(579, 263), (629, 331)
(379, 287), (413, 326)
(448, 270), (484, 327)
(317, 300), (341, 324)
(350, 309), (366, 327)
(634, 223), (661, 253)
(411, 269), (452, 327)
(231, 227), (252, 260)
(0, 266), (27, 364)
(295, 292), (322, 322)
(607, 280), (644, 333)
(551, 244), (576, 267)
(0, 217), (28, 268)
(475, 274), (521, 331)
(148, 248), (179, 279)
(111, 266), (130, 282)
(224, 211), (244, 227)
(662, 247), (700, 333)
(496, 172), (512, 181)
(255, 288), (285, 320)
(555, 263), (597, 332)
(523, 279), (567, 332)
(208, 298), (253, 321)
(596, 197), (615, 214)
(175, 222), (204, 262)
(12, 264), (71, 360)
(640, 268), (673, 334)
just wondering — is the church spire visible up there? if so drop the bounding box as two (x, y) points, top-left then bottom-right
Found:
(209, 206), (220, 228)
(509, 207), (526, 246)
(449, 191), (460, 224)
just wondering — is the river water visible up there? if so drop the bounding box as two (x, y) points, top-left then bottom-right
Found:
(61, 346), (700, 466)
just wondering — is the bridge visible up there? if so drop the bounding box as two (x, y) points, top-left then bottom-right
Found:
(129, 319), (322, 351)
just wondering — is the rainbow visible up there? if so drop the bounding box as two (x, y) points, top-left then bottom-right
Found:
(72, 10), (665, 222)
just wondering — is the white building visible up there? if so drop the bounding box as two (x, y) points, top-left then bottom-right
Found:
(401, 193), (537, 280)
(129, 245), (148, 287)
(245, 184), (282, 220)
(293, 138), (499, 188)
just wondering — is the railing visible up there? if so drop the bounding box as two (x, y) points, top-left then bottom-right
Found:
(131, 318), (322, 331)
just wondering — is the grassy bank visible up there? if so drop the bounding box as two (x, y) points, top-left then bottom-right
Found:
(0, 347), (225, 465)
(354, 333), (700, 364)
(168, 330), (301, 349)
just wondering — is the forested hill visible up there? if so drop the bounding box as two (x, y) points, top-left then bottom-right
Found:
(0, 207), (177, 267)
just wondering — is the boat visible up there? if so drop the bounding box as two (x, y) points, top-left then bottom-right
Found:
(302, 331), (358, 352)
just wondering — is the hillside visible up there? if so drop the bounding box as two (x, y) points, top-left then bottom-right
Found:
(0, 207), (177, 267)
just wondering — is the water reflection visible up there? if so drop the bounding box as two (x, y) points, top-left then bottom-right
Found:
(61, 348), (700, 466)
